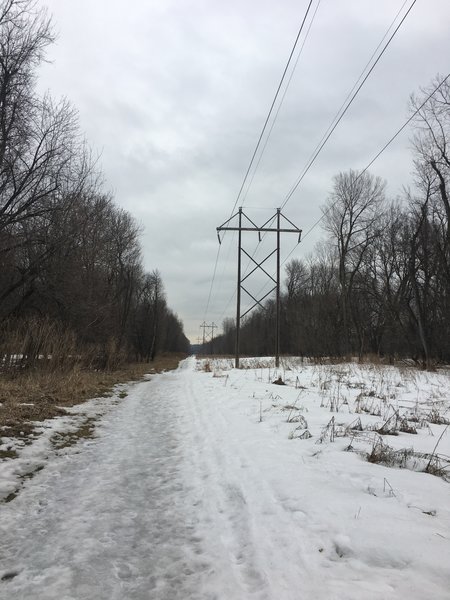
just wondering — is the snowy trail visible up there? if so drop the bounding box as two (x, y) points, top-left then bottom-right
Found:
(1, 359), (315, 599)
(1, 357), (450, 599)
(182, 369), (316, 599)
(0, 359), (214, 599)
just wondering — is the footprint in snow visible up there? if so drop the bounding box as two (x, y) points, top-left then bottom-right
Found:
(114, 562), (133, 581)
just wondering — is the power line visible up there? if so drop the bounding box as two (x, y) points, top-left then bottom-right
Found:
(207, 0), (417, 325)
(228, 0), (315, 221)
(357, 74), (450, 179)
(235, 0), (406, 288)
(240, 0), (322, 207)
(280, 0), (417, 210)
(297, 72), (450, 246)
(202, 243), (221, 322)
(246, 71), (450, 306)
(203, 1), (318, 322)
(277, 0), (409, 208)
(207, 228), (237, 322)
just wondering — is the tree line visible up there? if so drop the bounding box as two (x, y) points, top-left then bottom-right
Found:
(0, 0), (189, 369)
(212, 76), (450, 368)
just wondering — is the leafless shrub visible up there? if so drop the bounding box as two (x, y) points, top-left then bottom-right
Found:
(289, 426), (312, 440)
(366, 435), (450, 482)
(376, 408), (400, 436)
(368, 438), (413, 468)
(0, 317), (79, 374)
(427, 409), (449, 425)
(317, 416), (336, 443)
(345, 417), (363, 433)
(425, 454), (450, 480)
(287, 414), (308, 427)
(425, 425), (449, 478)
(398, 417), (417, 434)
(354, 393), (384, 416)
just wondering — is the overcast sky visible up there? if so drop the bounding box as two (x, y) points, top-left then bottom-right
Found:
(37, 0), (450, 342)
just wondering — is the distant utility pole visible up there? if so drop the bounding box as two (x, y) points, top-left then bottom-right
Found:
(199, 321), (218, 354)
(217, 207), (301, 369)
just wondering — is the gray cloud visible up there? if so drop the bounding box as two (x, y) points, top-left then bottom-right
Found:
(38, 0), (450, 341)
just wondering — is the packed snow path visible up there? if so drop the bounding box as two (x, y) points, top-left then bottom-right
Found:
(1, 357), (450, 599)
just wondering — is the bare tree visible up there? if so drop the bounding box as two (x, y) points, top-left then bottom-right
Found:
(0, 0), (96, 316)
(411, 75), (450, 245)
(322, 169), (386, 355)
(408, 75), (450, 364)
(0, 1), (190, 368)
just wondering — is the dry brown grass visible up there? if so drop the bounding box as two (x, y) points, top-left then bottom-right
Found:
(0, 353), (186, 443)
(51, 418), (98, 450)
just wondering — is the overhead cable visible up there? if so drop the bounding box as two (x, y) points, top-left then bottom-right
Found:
(280, 0), (417, 210)
(228, 0), (315, 221)
(203, 0), (318, 321)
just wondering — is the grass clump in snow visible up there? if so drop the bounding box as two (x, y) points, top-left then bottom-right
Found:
(368, 437), (414, 468)
(0, 449), (18, 459)
(51, 418), (98, 449)
(366, 431), (450, 482)
(289, 427), (312, 440)
(1, 464), (45, 504)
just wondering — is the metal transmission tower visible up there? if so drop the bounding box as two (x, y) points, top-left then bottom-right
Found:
(217, 207), (301, 368)
(199, 321), (218, 354)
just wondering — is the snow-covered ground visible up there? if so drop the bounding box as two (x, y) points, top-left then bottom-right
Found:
(0, 356), (449, 599)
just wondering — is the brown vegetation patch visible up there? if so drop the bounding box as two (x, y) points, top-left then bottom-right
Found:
(51, 418), (97, 449)
(0, 353), (186, 450)
(3, 491), (19, 504)
(1, 464), (45, 504)
(0, 449), (18, 459)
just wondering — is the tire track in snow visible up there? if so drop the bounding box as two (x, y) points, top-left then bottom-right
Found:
(182, 372), (275, 599)
(183, 368), (323, 599)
